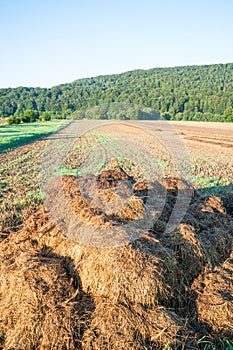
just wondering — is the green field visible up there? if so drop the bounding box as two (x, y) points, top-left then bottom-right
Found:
(0, 120), (69, 153)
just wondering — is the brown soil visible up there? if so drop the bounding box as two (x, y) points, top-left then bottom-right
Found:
(0, 165), (232, 349)
(98, 121), (233, 186)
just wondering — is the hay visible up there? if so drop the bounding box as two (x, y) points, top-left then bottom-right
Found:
(0, 232), (99, 350)
(9, 207), (178, 307)
(0, 240), (80, 349)
(0, 225), (184, 349)
(0, 166), (233, 349)
(162, 223), (207, 285)
(82, 299), (182, 350)
(193, 251), (233, 336)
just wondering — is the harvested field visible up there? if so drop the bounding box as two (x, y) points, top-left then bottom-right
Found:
(0, 120), (233, 349)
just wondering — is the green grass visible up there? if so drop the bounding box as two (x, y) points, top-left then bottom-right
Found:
(0, 331), (4, 340)
(159, 338), (233, 350)
(189, 175), (232, 196)
(197, 337), (233, 350)
(190, 175), (230, 187)
(0, 120), (69, 153)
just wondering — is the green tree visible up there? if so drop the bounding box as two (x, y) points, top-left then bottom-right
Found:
(23, 110), (39, 122)
(39, 111), (51, 121)
(224, 106), (233, 121)
(1, 63), (233, 122)
(7, 115), (20, 124)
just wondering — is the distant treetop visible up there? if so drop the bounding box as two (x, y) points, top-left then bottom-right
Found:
(1, 63), (233, 122)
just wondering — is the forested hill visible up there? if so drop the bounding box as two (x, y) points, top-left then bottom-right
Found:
(1, 63), (233, 122)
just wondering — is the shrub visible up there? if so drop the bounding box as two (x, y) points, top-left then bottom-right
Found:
(7, 116), (21, 125)
(23, 110), (39, 123)
(39, 112), (51, 121)
(21, 115), (31, 123)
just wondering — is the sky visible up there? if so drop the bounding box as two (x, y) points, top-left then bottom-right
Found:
(0, 0), (233, 88)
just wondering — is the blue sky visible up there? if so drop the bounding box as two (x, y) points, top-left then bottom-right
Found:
(0, 0), (233, 88)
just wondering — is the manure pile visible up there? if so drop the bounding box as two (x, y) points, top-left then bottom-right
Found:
(0, 166), (232, 349)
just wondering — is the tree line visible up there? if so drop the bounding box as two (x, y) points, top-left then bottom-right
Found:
(1, 63), (233, 123)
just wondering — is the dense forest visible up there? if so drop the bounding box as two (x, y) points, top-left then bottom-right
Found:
(1, 63), (233, 122)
